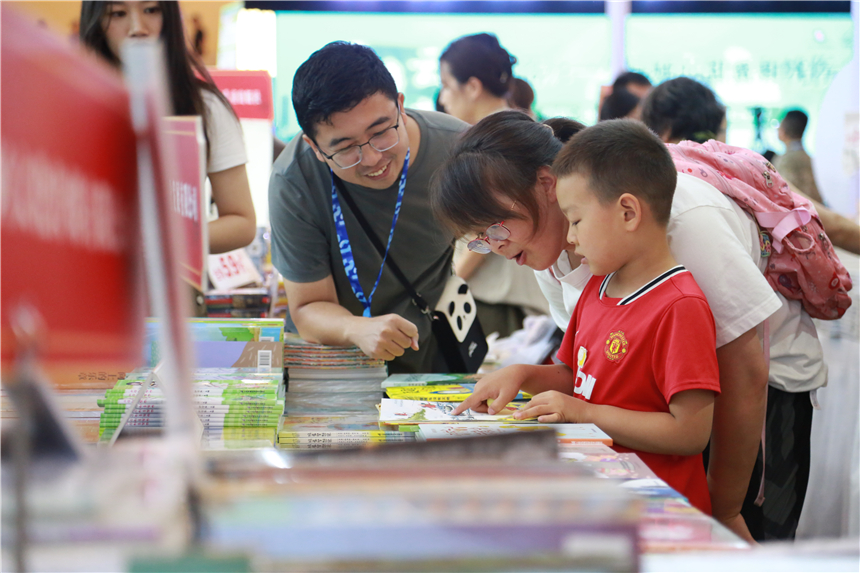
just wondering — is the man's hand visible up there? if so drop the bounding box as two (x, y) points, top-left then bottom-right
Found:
(347, 314), (419, 361)
(451, 365), (528, 416)
(513, 390), (588, 423)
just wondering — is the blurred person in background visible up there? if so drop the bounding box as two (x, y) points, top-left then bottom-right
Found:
(598, 88), (642, 121)
(80, 1), (257, 257)
(774, 109), (824, 204)
(438, 33), (550, 338)
(507, 77), (537, 119)
(642, 77), (858, 254)
(598, 70), (651, 123)
(612, 70), (653, 99)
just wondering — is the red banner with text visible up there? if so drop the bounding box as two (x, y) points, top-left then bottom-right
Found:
(165, 116), (208, 291)
(209, 69), (274, 121)
(1, 6), (143, 376)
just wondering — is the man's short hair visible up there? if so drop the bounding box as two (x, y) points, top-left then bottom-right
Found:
(552, 119), (677, 226)
(781, 109), (809, 140)
(292, 42), (398, 140)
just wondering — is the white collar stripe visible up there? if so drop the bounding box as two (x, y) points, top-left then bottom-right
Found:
(599, 273), (615, 299)
(618, 265), (687, 306)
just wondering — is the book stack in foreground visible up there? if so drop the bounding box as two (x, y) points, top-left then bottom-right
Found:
(276, 334), (396, 450)
(96, 367), (285, 447)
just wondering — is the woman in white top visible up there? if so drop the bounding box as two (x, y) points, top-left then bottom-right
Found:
(437, 33), (549, 337)
(79, 1), (256, 255)
(431, 106), (825, 543)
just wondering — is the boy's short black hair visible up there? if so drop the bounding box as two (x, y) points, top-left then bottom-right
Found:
(552, 119), (677, 226)
(781, 109), (809, 140)
(292, 42), (398, 140)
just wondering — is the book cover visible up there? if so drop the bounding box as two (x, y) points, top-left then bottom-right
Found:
(378, 398), (535, 424)
(385, 384), (531, 402)
(416, 423), (612, 445)
(380, 373), (482, 389)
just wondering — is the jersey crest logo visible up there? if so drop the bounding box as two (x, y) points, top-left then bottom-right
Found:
(604, 331), (628, 362)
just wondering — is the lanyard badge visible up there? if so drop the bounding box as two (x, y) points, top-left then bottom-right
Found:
(331, 149), (410, 317)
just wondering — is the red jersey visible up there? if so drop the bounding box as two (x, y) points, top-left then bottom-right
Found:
(558, 266), (720, 514)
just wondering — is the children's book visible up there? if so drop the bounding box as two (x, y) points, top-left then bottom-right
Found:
(416, 423), (612, 445)
(378, 398), (535, 424)
(385, 384), (531, 402)
(380, 373), (482, 389)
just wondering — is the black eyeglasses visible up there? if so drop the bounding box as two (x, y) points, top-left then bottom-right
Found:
(316, 108), (401, 169)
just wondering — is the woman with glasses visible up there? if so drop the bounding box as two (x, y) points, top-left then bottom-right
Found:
(80, 1), (256, 258)
(437, 33), (549, 338)
(432, 105), (826, 543)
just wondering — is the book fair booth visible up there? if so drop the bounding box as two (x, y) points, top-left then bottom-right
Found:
(1, 2), (859, 571)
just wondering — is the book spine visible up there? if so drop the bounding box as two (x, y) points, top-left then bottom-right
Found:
(277, 431), (411, 439)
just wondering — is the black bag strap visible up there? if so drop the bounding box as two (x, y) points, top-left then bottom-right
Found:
(332, 175), (434, 316)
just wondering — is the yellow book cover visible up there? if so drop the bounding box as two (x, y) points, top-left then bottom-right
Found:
(385, 384), (532, 402)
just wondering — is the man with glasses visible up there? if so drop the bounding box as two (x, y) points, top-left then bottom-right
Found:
(269, 42), (468, 373)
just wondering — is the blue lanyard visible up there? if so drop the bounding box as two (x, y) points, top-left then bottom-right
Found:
(331, 149), (410, 318)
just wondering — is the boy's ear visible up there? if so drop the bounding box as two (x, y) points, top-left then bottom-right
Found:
(537, 166), (559, 202)
(618, 193), (642, 230)
(302, 134), (326, 163)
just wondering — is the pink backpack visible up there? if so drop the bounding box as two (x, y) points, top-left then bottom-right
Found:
(667, 140), (852, 320)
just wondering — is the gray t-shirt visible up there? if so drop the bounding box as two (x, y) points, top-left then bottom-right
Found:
(269, 109), (468, 373)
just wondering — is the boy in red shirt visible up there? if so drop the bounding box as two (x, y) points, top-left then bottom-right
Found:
(454, 120), (720, 513)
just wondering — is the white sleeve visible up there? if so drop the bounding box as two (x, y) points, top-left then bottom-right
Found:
(202, 90), (247, 173)
(534, 269), (571, 331)
(667, 204), (782, 348)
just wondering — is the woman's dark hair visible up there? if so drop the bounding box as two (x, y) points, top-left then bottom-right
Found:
(292, 42), (398, 140)
(599, 89), (640, 121)
(641, 76), (726, 144)
(507, 77), (535, 111)
(612, 71), (652, 92)
(431, 110), (586, 237)
(80, 1), (234, 159)
(440, 33), (516, 98)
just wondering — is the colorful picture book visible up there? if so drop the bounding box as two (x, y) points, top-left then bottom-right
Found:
(143, 318), (285, 369)
(415, 422), (612, 445)
(378, 398), (535, 424)
(380, 373), (482, 389)
(385, 383), (531, 402)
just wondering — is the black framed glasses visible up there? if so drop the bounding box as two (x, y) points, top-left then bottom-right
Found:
(317, 108), (401, 169)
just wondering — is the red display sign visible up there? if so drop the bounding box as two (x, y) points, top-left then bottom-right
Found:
(164, 116), (208, 291)
(209, 69), (274, 120)
(0, 6), (143, 368)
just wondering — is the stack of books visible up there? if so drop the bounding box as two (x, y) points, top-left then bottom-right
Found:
(275, 335), (394, 449)
(96, 367), (285, 444)
(205, 287), (272, 319)
(284, 333), (387, 392)
(282, 333), (386, 418)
